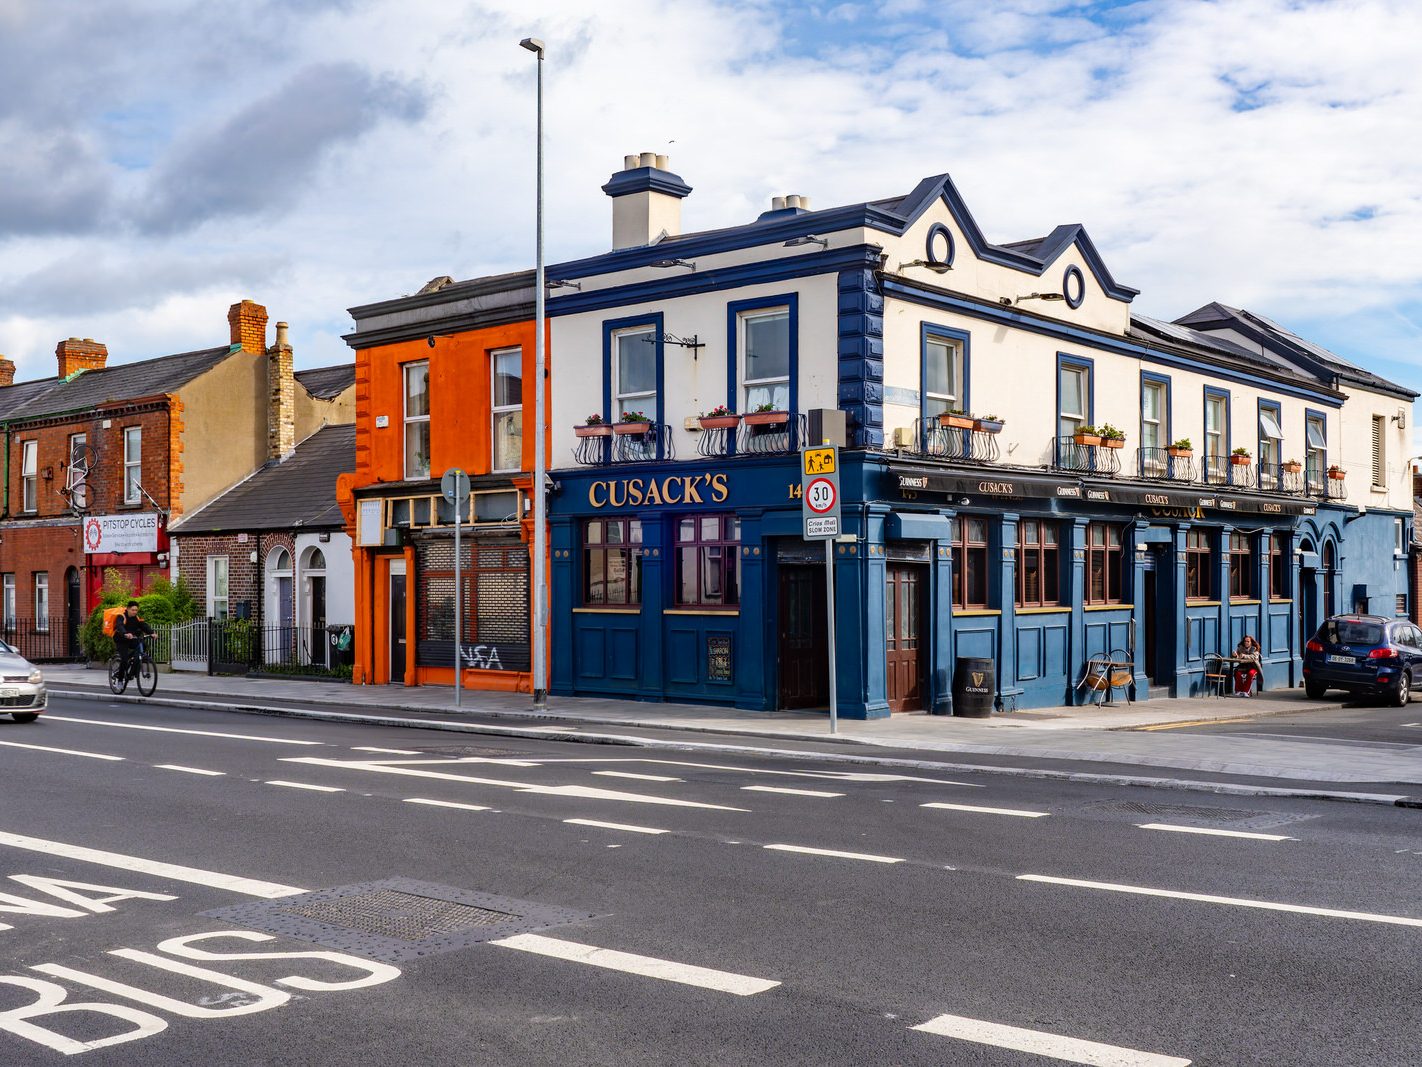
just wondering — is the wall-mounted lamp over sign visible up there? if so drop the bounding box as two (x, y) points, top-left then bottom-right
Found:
(784, 235), (829, 250)
(1001, 292), (1067, 306)
(1393, 408), (1407, 429)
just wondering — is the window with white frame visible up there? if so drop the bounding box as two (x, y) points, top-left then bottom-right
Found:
(1058, 363), (1089, 437)
(1305, 414), (1327, 487)
(491, 348), (523, 473)
(1372, 414), (1386, 488)
(1140, 379), (1165, 474)
(207, 556), (230, 620)
(2, 574), (14, 629)
(404, 362), (430, 480)
(20, 441), (36, 513)
(613, 327), (657, 422)
(923, 335), (962, 419)
(1259, 404), (1282, 487)
(123, 427), (142, 504)
(1396, 517), (1406, 555)
(68, 433), (88, 510)
(34, 573), (48, 630)
(741, 309), (790, 412)
(1204, 394), (1226, 460)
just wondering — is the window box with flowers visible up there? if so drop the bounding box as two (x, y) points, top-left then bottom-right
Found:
(1282, 458), (1303, 474)
(614, 411), (656, 435)
(1327, 464), (1346, 481)
(1230, 446), (1252, 467)
(574, 414), (611, 438)
(1073, 425), (1102, 447)
(974, 415), (1004, 434)
(1167, 438), (1193, 458)
(743, 403), (789, 432)
(698, 405), (740, 431)
(938, 409), (975, 431)
(1098, 424), (1126, 449)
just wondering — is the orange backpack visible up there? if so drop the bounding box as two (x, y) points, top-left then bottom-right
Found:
(101, 606), (127, 637)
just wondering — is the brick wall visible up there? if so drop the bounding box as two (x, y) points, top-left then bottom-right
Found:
(8, 406), (171, 520)
(0, 526), (83, 620)
(175, 531), (295, 621)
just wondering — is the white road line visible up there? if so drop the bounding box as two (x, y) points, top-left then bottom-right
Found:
(1138, 823), (1293, 842)
(764, 843), (903, 864)
(43, 715), (324, 745)
(353, 746), (423, 755)
(565, 818), (669, 835)
(490, 933), (779, 996)
(156, 764), (226, 777)
(911, 1013), (1190, 1066)
(403, 798), (492, 812)
(921, 801), (1049, 818)
(593, 771), (683, 783)
(1018, 874), (1422, 928)
(282, 757), (749, 811)
(741, 785), (844, 798)
(0, 831), (305, 898)
(0, 740), (124, 761)
(265, 780), (345, 793)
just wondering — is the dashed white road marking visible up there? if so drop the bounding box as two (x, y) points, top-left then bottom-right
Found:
(266, 780), (345, 793)
(156, 764), (226, 777)
(764, 844), (903, 864)
(593, 771), (682, 783)
(0, 830), (305, 898)
(352, 746), (423, 755)
(1138, 823), (1293, 842)
(490, 934), (780, 996)
(0, 740), (124, 761)
(565, 818), (669, 835)
(43, 715), (324, 745)
(922, 802), (1049, 818)
(403, 798), (492, 812)
(533, 758), (982, 788)
(1018, 874), (1422, 928)
(282, 757), (749, 811)
(911, 1013), (1191, 1066)
(742, 785), (844, 798)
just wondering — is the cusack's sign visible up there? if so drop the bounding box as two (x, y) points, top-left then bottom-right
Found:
(588, 473), (729, 508)
(83, 513), (161, 554)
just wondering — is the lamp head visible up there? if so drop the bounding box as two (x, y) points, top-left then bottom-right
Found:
(519, 37), (545, 55)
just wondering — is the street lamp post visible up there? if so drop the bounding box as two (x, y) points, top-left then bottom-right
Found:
(519, 36), (548, 710)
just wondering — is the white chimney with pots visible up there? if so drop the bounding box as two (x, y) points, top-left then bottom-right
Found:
(602, 152), (693, 250)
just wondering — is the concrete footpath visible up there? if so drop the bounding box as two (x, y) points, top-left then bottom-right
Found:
(42, 666), (1422, 796)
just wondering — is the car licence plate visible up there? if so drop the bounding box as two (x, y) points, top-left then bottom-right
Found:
(1326, 654), (1356, 665)
(0, 688), (17, 697)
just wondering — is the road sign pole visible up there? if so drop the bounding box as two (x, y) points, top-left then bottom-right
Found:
(454, 497), (461, 707)
(824, 536), (837, 735)
(800, 445), (842, 736)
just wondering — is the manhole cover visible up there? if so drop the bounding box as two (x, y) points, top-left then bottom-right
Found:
(1081, 800), (1317, 831)
(203, 878), (593, 962)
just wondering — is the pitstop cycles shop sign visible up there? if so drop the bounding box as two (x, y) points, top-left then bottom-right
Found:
(83, 513), (161, 554)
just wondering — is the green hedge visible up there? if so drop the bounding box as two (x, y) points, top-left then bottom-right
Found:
(80, 568), (199, 662)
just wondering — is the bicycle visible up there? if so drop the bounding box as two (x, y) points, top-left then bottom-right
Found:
(108, 635), (158, 697)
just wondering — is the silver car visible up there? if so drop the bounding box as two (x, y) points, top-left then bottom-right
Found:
(0, 641), (46, 722)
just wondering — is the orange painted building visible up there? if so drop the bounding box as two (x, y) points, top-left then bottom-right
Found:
(339, 271), (546, 691)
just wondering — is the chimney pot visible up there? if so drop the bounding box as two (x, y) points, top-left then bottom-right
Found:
(798, 195), (811, 210)
(771, 196), (787, 211)
(654, 154), (669, 170)
(623, 154), (639, 170)
(786, 194), (802, 210)
(275, 321), (290, 348)
(602, 153), (692, 250)
(638, 151), (656, 167)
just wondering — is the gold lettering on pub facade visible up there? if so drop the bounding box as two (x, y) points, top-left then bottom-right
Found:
(588, 473), (729, 509)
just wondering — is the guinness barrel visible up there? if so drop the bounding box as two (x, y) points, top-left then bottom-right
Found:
(952, 657), (996, 717)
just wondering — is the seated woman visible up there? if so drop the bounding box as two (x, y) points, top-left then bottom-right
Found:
(1233, 634), (1263, 696)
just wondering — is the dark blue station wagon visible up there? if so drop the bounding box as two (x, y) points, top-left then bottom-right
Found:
(1303, 615), (1422, 705)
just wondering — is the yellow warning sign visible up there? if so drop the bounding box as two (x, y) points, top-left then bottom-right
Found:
(802, 447), (837, 476)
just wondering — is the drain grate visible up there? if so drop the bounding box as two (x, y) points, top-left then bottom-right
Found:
(1081, 800), (1318, 831)
(203, 878), (593, 962)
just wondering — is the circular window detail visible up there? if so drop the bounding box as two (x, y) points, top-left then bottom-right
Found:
(925, 222), (955, 269)
(1063, 265), (1085, 309)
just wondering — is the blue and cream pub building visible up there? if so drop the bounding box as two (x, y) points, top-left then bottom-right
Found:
(541, 153), (1417, 716)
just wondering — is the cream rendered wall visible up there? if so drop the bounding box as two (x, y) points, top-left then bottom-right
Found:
(550, 273), (840, 462)
(174, 354), (265, 517)
(295, 382), (355, 439)
(1336, 384), (1413, 512)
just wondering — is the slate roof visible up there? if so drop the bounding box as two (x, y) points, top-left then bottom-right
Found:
(0, 346), (233, 422)
(295, 363), (355, 400)
(1129, 315), (1308, 381)
(171, 423), (355, 534)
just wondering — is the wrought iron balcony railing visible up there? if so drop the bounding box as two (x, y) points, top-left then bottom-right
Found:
(1201, 455), (1256, 487)
(1137, 447), (1196, 483)
(1256, 463), (1306, 495)
(1323, 472), (1347, 501)
(921, 420), (1001, 463)
(572, 423), (676, 466)
(736, 413), (806, 456)
(1053, 436), (1122, 476)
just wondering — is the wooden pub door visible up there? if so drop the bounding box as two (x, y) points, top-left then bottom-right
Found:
(777, 564), (828, 709)
(885, 563), (925, 712)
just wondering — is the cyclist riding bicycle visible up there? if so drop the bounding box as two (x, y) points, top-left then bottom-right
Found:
(113, 600), (154, 682)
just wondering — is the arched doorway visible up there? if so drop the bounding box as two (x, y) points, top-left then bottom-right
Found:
(300, 546), (328, 668)
(266, 547), (294, 666)
(65, 568), (82, 659)
(1322, 541), (1337, 621)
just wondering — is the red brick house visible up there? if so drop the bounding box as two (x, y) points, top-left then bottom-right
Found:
(0, 300), (354, 658)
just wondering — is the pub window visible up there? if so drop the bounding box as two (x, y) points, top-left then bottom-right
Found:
(583, 518), (644, 606)
(34, 573), (48, 630)
(404, 361), (430, 480)
(1228, 532), (1253, 600)
(1015, 519), (1061, 609)
(1269, 533), (1289, 600)
(1185, 528), (1212, 601)
(741, 309), (790, 412)
(1085, 522), (1123, 605)
(20, 440), (36, 513)
(491, 348), (523, 473)
(675, 515), (740, 608)
(123, 427), (142, 504)
(951, 516), (989, 610)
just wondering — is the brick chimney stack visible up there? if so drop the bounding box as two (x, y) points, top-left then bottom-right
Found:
(56, 338), (108, 379)
(0, 356), (14, 388)
(228, 299), (269, 354)
(267, 321), (296, 460)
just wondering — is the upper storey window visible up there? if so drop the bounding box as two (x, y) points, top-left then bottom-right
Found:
(741, 309), (790, 412)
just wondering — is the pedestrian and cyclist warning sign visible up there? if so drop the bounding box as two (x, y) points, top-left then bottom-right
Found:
(801, 446), (841, 540)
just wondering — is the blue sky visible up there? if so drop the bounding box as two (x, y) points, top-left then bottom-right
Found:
(0, 0), (1418, 426)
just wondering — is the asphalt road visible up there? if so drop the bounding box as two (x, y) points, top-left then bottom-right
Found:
(0, 696), (1418, 1066)
(1178, 699), (1422, 744)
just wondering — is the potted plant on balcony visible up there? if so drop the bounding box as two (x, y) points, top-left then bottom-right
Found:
(938, 408), (976, 430)
(1327, 464), (1346, 481)
(1282, 458), (1303, 474)
(1072, 424), (1102, 447)
(1167, 438), (1193, 458)
(743, 402), (790, 430)
(1230, 446), (1252, 467)
(613, 410), (655, 435)
(698, 404), (740, 431)
(574, 413), (611, 438)
(974, 414), (1004, 434)
(1098, 424), (1126, 449)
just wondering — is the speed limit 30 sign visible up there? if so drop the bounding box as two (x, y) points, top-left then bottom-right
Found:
(801, 446), (841, 539)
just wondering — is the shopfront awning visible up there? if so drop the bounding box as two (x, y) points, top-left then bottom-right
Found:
(891, 466), (1080, 502)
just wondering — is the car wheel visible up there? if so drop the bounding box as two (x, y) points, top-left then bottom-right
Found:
(10, 712), (39, 723)
(1391, 671), (1411, 708)
(1305, 681), (1327, 699)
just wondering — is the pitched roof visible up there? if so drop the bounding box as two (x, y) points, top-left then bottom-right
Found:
(296, 363), (355, 400)
(170, 423), (355, 534)
(1, 346), (234, 422)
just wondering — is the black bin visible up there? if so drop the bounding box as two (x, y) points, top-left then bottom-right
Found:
(952, 657), (996, 717)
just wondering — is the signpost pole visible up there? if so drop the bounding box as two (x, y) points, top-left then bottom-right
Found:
(454, 492), (462, 707)
(800, 445), (842, 736)
(824, 536), (837, 735)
